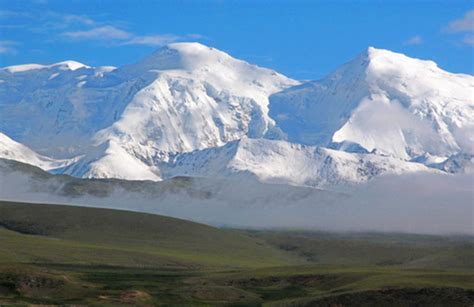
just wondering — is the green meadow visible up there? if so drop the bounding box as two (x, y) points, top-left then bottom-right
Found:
(0, 200), (473, 306)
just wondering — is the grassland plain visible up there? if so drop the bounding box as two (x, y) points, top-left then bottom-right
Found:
(0, 200), (473, 306)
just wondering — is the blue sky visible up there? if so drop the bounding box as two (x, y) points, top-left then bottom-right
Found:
(0, 0), (473, 80)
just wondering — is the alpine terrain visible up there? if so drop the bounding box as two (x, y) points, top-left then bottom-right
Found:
(0, 43), (473, 188)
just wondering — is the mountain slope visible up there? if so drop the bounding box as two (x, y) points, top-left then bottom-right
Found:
(59, 140), (161, 181)
(269, 47), (474, 161)
(0, 200), (296, 268)
(0, 132), (72, 170)
(163, 137), (435, 187)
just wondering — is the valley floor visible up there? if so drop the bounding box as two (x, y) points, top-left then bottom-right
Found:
(0, 201), (473, 306)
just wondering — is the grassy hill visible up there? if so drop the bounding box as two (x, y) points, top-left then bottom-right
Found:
(0, 200), (473, 306)
(0, 201), (297, 269)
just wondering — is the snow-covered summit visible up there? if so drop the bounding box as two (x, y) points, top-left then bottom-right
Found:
(94, 42), (299, 160)
(0, 42), (298, 159)
(270, 47), (474, 161)
(118, 42), (296, 94)
(121, 42), (236, 72)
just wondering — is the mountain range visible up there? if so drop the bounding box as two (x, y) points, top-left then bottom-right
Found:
(1, 42), (473, 188)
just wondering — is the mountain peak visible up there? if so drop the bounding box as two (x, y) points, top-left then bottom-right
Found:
(167, 41), (216, 53)
(364, 46), (400, 61)
(269, 47), (473, 161)
(116, 41), (235, 77)
(365, 46), (389, 55)
(356, 46), (439, 73)
(128, 41), (234, 73)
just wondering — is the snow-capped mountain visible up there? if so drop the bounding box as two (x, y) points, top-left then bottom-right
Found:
(0, 131), (438, 188)
(0, 42), (297, 160)
(93, 43), (298, 162)
(162, 137), (435, 187)
(0, 43), (472, 186)
(270, 47), (474, 162)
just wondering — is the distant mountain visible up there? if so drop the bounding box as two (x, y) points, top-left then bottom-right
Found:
(0, 43), (472, 186)
(2, 157), (472, 235)
(0, 158), (345, 228)
(0, 60), (120, 157)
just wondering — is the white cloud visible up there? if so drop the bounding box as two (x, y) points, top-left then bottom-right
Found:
(61, 25), (202, 47)
(123, 34), (180, 46)
(123, 33), (206, 46)
(3, 9), (205, 48)
(0, 10), (97, 33)
(446, 10), (474, 33)
(0, 40), (18, 54)
(0, 46), (14, 54)
(462, 34), (474, 46)
(58, 13), (96, 26)
(0, 10), (31, 18)
(444, 10), (474, 46)
(62, 25), (131, 40)
(403, 35), (423, 45)
(187, 33), (206, 39)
